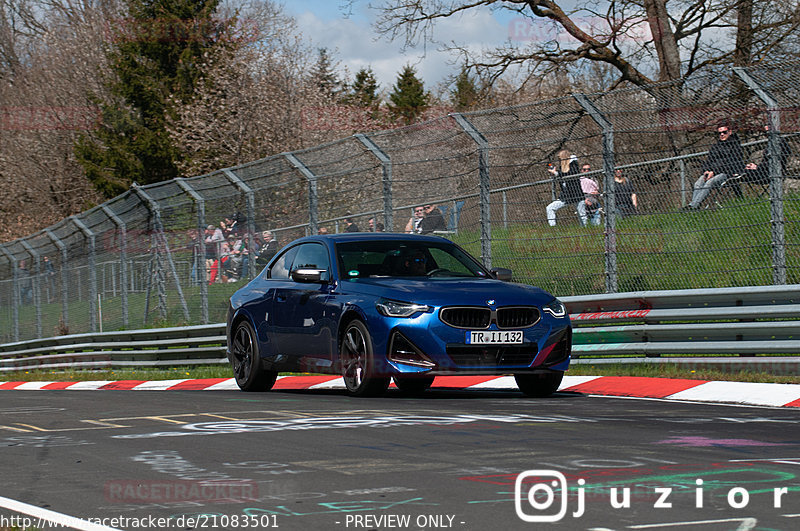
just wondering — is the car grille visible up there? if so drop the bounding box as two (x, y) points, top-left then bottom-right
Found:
(446, 345), (538, 367)
(440, 306), (540, 329)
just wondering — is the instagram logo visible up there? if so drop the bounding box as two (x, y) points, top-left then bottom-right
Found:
(515, 470), (585, 522)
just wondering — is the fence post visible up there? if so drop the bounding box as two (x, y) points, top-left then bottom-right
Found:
(733, 67), (786, 285)
(176, 178), (209, 324)
(573, 94), (618, 293)
(45, 229), (69, 332)
(19, 239), (42, 338)
(70, 216), (98, 333)
(452, 113), (492, 268)
(101, 205), (129, 328)
(131, 184), (191, 323)
(222, 168), (258, 280)
(355, 133), (393, 232)
(284, 153), (319, 234)
(0, 245), (19, 342)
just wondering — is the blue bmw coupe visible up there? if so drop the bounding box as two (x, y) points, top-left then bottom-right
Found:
(226, 233), (571, 397)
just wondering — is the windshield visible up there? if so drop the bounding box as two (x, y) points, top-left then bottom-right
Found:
(336, 240), (489, 279)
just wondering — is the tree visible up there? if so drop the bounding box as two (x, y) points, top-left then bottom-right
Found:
(450, 67), (480, 111)
(387, 64), (429, 125)
(346, 67), (380, 109)
(310, 47), (343, 99)
(74, 0), (234, 198)
(372, 0), (800, 89)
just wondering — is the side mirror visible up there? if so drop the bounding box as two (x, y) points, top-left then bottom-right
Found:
(490, 267), (513, 282)
(291, 268), (330, 283)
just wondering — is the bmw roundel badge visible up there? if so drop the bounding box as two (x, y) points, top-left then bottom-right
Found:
(487, 299), (495, 306)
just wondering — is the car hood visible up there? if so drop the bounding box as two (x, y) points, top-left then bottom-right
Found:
(339, 277), (555, 307)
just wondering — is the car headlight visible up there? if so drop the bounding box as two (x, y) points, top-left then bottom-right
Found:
(376, 298), (431, 318)
(543, 299), (567, 318)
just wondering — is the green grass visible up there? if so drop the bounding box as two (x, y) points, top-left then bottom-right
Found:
(2, 363), (798, 384)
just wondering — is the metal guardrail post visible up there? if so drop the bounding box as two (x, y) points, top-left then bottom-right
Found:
(574, 94), (618, 293)
(733, 67), (786, 285)
(355, 133), (393, 232)
(18, 239), (42, 338)
(45, 229), (69, 331)
(176, 178), (209, 324)
(284, 153), (319, 235)
(0, 245), (19, 342)
(222, 169), (258, 280)
(101, 205), (129, 328)
(452, 113), (491, 268)
(131, 184), (191, 323)
(70, 216), (98, 333)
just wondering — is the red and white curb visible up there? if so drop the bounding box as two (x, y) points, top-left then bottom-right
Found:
(1, 375), (799, 408)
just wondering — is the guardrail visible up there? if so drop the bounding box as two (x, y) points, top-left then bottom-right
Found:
(1, 285), (798, 372)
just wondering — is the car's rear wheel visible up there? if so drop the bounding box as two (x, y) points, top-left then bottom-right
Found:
(230, 320), (278, 392)
(340, 319), (390, 397)
(514, 372), (563, 397)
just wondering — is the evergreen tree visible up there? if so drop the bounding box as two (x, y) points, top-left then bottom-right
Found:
(347, 67), (379, 109)
(387, 65), (429, 125)
(450, 67), (479, 111)
(75, 0), (232, 198)
(310, 47), (342, 99)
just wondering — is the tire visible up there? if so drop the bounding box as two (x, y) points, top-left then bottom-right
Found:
(393, 375), (435, 395)
(514, 372), (564, 398)
(340, 319), (390, 397)
(229, 320), (278, 392)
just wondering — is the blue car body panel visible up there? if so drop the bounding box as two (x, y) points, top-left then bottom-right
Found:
(227, 233), (571, 377)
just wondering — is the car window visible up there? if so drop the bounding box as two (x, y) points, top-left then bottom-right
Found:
(429, 248), (474, 276)
(337, 240), (488, 279)
(292, 243), (330, 271)
(268, 245), (299, 279)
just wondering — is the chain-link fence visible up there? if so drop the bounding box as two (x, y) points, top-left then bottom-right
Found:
(2, 61), (799, 343)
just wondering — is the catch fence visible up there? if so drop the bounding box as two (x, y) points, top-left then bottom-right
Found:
(1, 61), (800, 343)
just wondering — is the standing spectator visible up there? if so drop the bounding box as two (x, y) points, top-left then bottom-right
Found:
(684, 124), (745, 210)
(577, 163), (602, 226)
(368, 217), (385, 232)
(545, 149), (583, 226)
(204, 224), (224, 282)
(256, 230), (279, 266)
(43, 255), (56, 302)
(405, 206), (425, 233)
(613, 169), (638, 218)
(18, 260), (33, 304)
(420, 204), (446, 234)
(343, 215), (360, 232)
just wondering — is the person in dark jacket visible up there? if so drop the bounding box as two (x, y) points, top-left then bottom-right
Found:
(420, 204), (447, 233)
(685, 124), (745, 209)
(728, 124), (792, 186)
(545, 149), (583, 226)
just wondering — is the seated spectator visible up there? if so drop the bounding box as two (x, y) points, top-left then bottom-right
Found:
(726, 124), (792, 187)
(683, 124), (744, 210)
(577, 163), (601, 226)
(405, 206), (425, 233)
(368, 217), (385, 232)
(420, 204), (446, 234)
(256, 230), (278, 266)
(545, 149), (583, 226)
(613, 169), (638, 218)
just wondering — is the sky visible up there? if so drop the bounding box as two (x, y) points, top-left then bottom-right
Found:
(280, 0), (519, 95)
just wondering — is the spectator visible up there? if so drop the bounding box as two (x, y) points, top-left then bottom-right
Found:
(420, 204), (446, 234)
(727, 124), (792, 187)
(577, 163), (602, 226)
(204, 224), (225, 283)
(405, 206), (425, 233)
(613, 169), (638, 218)
(368, 217), (385, 232)
(18, 260), (33, 304)
(43, 255), (56, 302)
(256, 230), (279, 266)
(343, 215), (360, 232)
(683, 124), (745, 210)
(545, 149), (583, 226)
(318, 227), (329, 235)
(223, 235), (246, 281)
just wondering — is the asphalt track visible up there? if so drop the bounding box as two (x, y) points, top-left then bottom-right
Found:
(1, 380), (800, 531)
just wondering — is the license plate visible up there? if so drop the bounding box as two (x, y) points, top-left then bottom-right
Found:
(466, 330), (523, 344)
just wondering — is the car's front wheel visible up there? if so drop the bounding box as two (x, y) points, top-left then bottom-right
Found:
(393, 375), (435, 395)
(340, 319), (390, 397)
(230, 320), (278, 392)
(514, 372), (563, 397)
